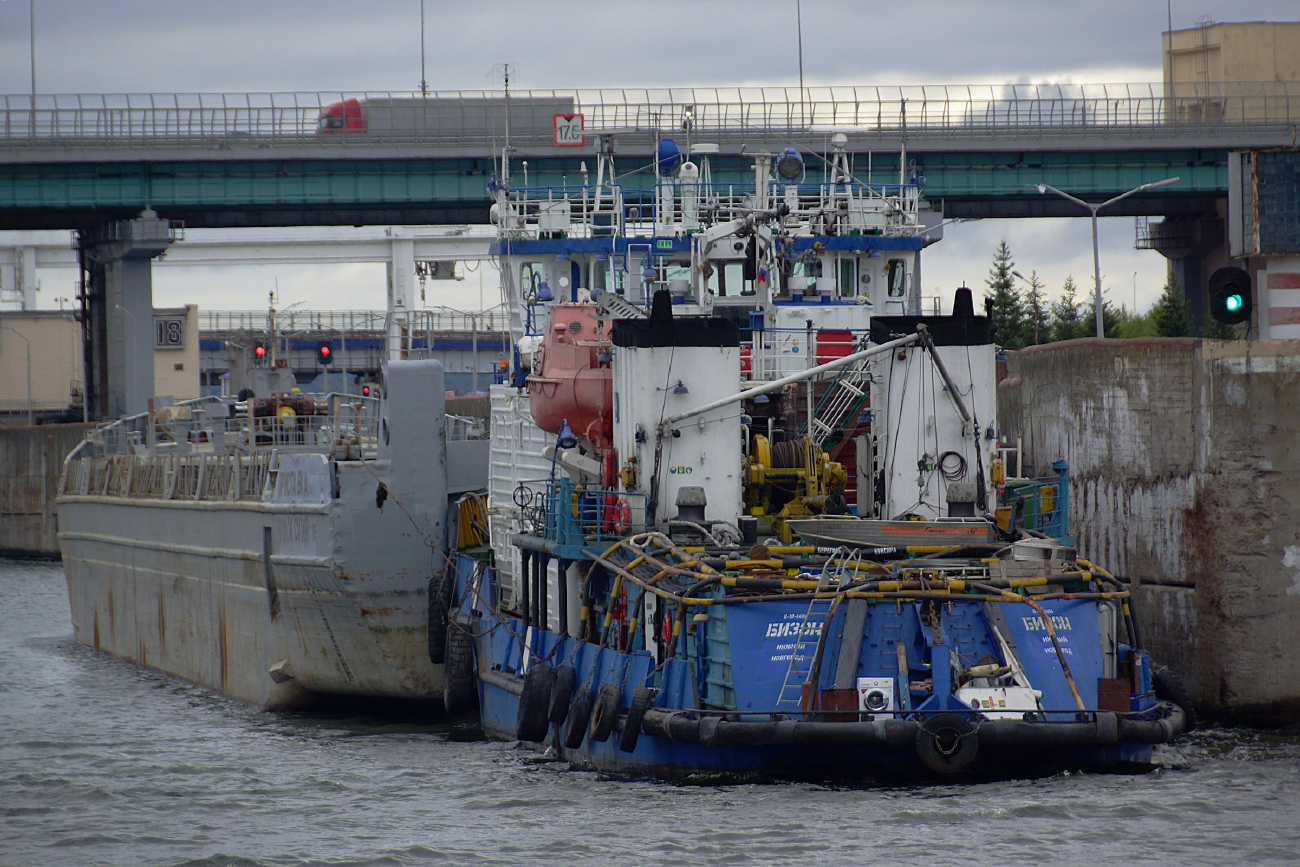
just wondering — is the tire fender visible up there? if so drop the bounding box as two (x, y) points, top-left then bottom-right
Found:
(548, 663), (577, 725)
(563, 685), (595, 749)
(442, 615), (478, 715)
(915, 713), (979, 774)
(588, 683), (621, 743)
(516, 661), (555, 742)
(618, 686), (653, 753)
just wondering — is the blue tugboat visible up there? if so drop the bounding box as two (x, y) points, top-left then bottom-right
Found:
(439, 133), (1188, 779)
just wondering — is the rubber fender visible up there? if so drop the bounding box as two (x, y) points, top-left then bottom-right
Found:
(442, 615), (478, 715)
(1117, 701), (1188, 744)
(427, 567), (454, 665)
(618, 686), (653, 753)
(915, 713), (979, 774)
(548, 663), (577, 725)
(588, 683), (621, 743)
(1153, 665), (1197, 732)
(516, 661), (555, 742)
(563, 685), (595, 749)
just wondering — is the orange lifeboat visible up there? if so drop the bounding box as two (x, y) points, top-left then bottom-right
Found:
(526, 303), (613, 448)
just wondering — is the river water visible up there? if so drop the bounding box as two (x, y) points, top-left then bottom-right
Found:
(2, 558), (1298, 867)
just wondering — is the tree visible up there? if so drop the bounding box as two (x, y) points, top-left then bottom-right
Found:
(1204, 317), (1240, 339)
(1084, 296), (1123, 338)
(1022, 270), (1049, 345)
(1149, 272), (1192, 337)
(1049, 276), (1087, 342)
(986, 240), (1027, 349)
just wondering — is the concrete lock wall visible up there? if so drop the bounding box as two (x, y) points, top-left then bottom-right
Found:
(999, 337), (1300, 724)
(0, 422), (93, 556)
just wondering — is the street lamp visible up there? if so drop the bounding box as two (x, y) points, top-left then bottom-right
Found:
(1028, 177), (1180, 338)
(1, 325), (33, 425)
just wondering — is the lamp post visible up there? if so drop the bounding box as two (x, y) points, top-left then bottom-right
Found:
(1029, 177), (1180, 338)
(2, 325), (33, 425)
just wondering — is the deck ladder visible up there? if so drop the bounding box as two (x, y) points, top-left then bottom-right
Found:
(802, 345), (876, 448)
(774, 548), (861, 707)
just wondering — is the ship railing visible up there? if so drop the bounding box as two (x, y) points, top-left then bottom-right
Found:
(512, 477), (648, 548)
(642, 180), (923, 237)
(744, 326), (876, 382)
(197, 307), (513, 335)
(5, 83), (1300, 148)
(61, 448), (280, 502)
(446, 413), (488, 441)
(498, 181), (923, 242)
(499, 184), (627, 240)
(65, 392), (381, 461)
(1001, 460), (1071, 543)
(60, 393), (384, 501)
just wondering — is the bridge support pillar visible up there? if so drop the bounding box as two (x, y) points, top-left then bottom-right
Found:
(78, 210), (177, 420)
(387, 237), (417, 360)
(1138, 202), (1228, 335)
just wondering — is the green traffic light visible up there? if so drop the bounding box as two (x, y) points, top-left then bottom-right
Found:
(1225, 294), (1243, 312)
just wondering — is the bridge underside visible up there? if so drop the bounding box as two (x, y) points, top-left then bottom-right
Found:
(0, 149), (1227, 230)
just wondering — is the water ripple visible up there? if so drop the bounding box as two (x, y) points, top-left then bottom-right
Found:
(2, 560), (1299, 867)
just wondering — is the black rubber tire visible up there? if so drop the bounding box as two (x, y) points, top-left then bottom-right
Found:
(442, 615), (477, 715)
(618, 686), (653, 753)
(589, 683), (621, 743)
(548, 663), (577, 725)
(427, 567), (454, 664)
(915, 713), (979, 774)
(515, 661), (555, 742)
(1153, 664), (1197, 732)
(563, 685), (595, 749)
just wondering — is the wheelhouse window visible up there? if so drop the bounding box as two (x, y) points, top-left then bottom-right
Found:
(886, 259), (907, 298)
(838, 257), (855, 298)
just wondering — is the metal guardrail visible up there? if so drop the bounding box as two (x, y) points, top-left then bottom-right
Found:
(67, 393), (381, 460)
(197, 306), (512, 334)
(2, 83), (1298, 148)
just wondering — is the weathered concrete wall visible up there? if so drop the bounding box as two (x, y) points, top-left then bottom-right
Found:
(999, 337), (1300, 724)
(0, 423), (92, 556)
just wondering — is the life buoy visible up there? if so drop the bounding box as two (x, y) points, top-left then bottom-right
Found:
(613, 497), (631, 535)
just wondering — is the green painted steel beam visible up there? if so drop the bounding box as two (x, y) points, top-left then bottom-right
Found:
(0, 150), (1230, 226)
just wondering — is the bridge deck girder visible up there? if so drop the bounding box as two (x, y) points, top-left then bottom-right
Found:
(0, 148), (1231, 230)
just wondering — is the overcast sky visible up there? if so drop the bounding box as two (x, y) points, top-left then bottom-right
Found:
(2, 0), (1296, 313)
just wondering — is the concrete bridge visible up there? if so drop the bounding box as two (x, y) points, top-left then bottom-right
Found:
(4, 82), (1295, 418)
(2, 82), (1296, 229)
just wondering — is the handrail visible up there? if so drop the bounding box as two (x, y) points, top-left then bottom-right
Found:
(3, 81), (1298, 146)
(197, 307), (512, 334)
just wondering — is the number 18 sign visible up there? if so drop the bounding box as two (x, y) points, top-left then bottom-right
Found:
(553, 113), (585, 147)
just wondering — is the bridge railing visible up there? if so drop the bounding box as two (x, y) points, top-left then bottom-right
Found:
(3, 82), (1298, 147)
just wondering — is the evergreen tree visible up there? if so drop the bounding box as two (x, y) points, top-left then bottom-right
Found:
(1022, 270), (1049, 345)
(1204, 317), (1239, 339)
(1149, 272), (1192, 337)
(986, 240), (1027, 349)
(1084, 295), (1123, 338)
(1049, 276), (1086, 342)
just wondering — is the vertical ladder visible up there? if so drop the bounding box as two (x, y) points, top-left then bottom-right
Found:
(774, 549), (860, 707)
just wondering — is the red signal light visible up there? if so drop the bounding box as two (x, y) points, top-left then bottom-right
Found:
(317, 341), (333, 365)
(253, 344), (266, 359)
(361, 384), (372, 396)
